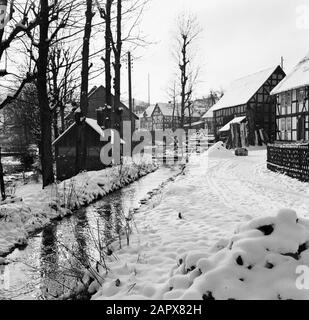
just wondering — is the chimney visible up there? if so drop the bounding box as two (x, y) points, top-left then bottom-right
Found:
(281, 56), (284, 70)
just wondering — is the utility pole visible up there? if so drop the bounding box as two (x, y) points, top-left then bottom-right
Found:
(148, 73), (151, 106)
(128, 51), (133, 155)
(281, 56), (284, 70)
(0, 147), (6, 201)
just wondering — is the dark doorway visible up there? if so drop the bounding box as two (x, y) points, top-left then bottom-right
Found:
(297, 115), (306, 141)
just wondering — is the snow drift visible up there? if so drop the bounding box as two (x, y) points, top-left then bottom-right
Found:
(159, 209), (309, 300)
(207, 141), (234, 158)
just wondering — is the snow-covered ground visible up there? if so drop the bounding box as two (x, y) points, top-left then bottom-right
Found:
(0, 157), (158, 258)
(89, 144), (309, 300)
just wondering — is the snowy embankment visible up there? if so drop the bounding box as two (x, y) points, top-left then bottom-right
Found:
(0, 157), (158, 258)
(89, 142), (309, 300)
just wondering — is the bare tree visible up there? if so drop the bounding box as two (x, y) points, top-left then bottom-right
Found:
(96, 0), (150, 131)
(0, 0), (39, 110)
(173, 12), (202, 128)
(31, 0), (82, 187)
(76, 0), (94, 173)
(48, 44), (80, 137)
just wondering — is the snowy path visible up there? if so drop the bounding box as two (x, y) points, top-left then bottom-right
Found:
(92, 148), (309, 300)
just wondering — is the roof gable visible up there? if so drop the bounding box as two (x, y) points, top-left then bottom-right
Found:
(202, 106), (215, 119)
(88, 86), (139, 119)
(53, 118), (125, 146)
(144, 105), (156, 117)
(157, 103), (174, 116)
(212, 66), (282, 112)
(271, 52), (309, 95)
(52, 118), (104, 145)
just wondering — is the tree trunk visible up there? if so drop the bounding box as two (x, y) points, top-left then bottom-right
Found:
(76, 0), (93, 173)
(105, 0), (113, 126)
(114, 0), (122, 113)
(180, 36), (188, 128)
(60, 104), (65, 133)
(37, 0), (54, 188)
(113, 0), (123, 155)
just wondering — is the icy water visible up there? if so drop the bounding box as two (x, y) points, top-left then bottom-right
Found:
(0, 165), (181, 300)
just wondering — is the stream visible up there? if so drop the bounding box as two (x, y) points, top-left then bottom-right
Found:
(0, 165), (181, 300)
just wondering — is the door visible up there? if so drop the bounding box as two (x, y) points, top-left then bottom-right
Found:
(297, 115), (306, 141)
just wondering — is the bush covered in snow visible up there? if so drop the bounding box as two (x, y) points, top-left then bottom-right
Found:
(159, 209), (309, 300)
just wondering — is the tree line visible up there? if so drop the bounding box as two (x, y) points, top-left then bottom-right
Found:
(0, 0), (148, 188)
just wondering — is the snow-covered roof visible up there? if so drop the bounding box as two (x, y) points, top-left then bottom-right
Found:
(85, 118), (105, 137)
(144, 105), (156, 117)
(212, 66), (280, 112)
(219, 116), (247, 132)
(157, 103), (176, 117)
(202, 106), (215, 119)
(271, 52), (309, 95)
(183, 120), (205, 128)
(53, 118), (125, 145)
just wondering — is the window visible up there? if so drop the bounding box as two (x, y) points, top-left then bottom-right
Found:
(281, 105), (286, 115)
(286, 118), (292, 132)
(297, 88), (306, 104)
(280, 118), (286, 131)
(304, 99), (309, 112)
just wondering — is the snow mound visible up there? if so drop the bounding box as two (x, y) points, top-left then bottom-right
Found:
(160, 209), (309, 300)
(207, 142), (234, 158)
(0, 203), (32, 256)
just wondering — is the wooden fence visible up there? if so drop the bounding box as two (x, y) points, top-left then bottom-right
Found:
(267, 143), (309, 182)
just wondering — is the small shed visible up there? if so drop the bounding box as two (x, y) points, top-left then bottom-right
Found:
(54, 86), (138, 180)
(53, 118), (108, 181)
(219, 116), (248, 148)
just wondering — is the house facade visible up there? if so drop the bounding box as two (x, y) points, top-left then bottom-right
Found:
(213, 65), (286, 145)
(271, 53), (309, 142)
(140, 103), (200, 130)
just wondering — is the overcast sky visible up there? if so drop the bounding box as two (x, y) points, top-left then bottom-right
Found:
(115, 0), (309, 104)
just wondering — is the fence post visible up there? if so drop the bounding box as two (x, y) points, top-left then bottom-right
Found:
(0, 147), (6, 201)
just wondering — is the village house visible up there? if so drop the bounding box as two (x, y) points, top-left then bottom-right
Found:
(271, 53), (309, 142)
(53, 86), (138, 181)
(212, 65), (286, 145)
(201, 107), (215, 135)
(139, 105), (156, 130)
(140, 103), (200, 130)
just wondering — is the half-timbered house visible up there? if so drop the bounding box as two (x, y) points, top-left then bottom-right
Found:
(212, 66), (285, 145)
(140, 103), (200, 130)
(271, 53), (309, 142)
